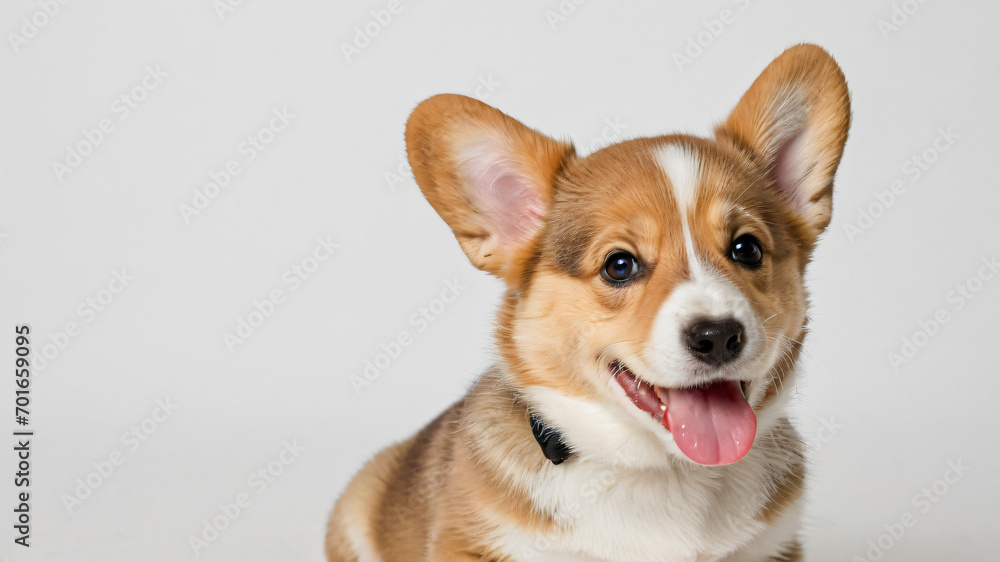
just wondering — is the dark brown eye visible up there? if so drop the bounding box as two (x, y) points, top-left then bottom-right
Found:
(602, 251), (640, 283)
(730, 234), (763, 268)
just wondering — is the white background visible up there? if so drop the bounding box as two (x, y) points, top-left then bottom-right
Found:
(1, 1), (998, 560)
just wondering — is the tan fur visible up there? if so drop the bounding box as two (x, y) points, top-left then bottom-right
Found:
(326, 373), (551, 561)
(327, 44), (850, 560)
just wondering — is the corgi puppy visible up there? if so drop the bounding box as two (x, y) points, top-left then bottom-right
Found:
(326, 43), (850, 561)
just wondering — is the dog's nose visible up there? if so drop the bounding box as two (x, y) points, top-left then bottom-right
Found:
(685, 319), (744, 365)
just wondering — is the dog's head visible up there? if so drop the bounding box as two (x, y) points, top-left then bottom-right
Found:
(405, 44), (850, 468)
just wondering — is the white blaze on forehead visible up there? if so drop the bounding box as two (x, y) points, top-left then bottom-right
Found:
(655, 144), (705, 278)
(657, 143), (699, 211)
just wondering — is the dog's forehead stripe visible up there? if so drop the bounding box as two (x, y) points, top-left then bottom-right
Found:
(655, 144), (705, 279)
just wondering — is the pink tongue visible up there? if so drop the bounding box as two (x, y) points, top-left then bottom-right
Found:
(659, 381), (757, 466)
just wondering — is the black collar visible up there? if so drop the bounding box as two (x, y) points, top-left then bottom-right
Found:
(529, 414), (573, 465)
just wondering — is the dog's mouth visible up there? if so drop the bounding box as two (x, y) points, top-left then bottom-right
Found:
(610, 361), (757, 466)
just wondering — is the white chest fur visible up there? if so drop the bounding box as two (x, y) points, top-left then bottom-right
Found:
(494, 455), (792, 561)
(492, 387), (803, 561)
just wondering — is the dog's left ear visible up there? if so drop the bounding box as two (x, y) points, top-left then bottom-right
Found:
(717, 43), (851, 245)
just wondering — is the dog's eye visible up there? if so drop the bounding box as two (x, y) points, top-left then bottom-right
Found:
(729, 234), (763, 268)
(601, 251), (640, 283)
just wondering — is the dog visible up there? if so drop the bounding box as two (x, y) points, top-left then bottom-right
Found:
(326, 43), (851, 561)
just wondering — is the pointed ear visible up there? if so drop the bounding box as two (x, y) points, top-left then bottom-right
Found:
(405, 94), (575, 282)
(717, 44), (851, 245)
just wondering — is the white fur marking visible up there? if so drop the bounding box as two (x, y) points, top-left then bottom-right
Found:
(656, 144), (705, 278)
(344, 519), (383, 562)
(725, 495), (803, 561)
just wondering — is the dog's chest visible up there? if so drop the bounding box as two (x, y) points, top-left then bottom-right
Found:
(491, 459), (772, 562)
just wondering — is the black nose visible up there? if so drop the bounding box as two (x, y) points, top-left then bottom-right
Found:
(685, 319), (744, 365)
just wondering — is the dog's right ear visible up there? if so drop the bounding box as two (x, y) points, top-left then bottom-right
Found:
(405, 94), (575, 283)
(716, 44), (851, 246)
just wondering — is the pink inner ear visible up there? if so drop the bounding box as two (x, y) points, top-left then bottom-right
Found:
(460, 142), (545, 245)
(771, 130), (810, 215)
